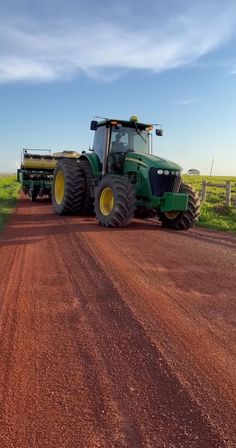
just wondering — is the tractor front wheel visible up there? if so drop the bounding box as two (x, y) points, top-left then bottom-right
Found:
(52, 159), (84, 215)
(159, 183), (201, 230)
(95, 175), (136, 227)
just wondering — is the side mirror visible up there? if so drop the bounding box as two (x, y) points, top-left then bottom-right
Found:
(90, 120), (98, 131)
(156, 129), (163, 136)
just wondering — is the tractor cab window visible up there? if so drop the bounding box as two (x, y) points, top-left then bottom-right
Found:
(110, 126), (149, 155)
(131, 131), (149, 153)
(92, 126), (106, 163)
(111, 129), (129, 153)
(109, 126), (149, 173)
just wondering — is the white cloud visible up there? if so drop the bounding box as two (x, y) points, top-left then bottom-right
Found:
(175, 98), (197, 105)
(0, 57), (56, 82)
(0, 0), (235, 82)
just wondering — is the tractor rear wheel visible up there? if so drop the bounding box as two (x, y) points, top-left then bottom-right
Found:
(79, 159), (94, 215)
(159, 183), (201, 230)
(95, 175), (136, 227)
(52, 159), (84, 215)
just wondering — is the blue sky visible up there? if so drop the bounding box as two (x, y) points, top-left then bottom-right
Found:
(0, 0), (236, 175)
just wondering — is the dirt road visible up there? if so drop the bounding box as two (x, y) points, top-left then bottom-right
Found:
(0, 197), (235, 448)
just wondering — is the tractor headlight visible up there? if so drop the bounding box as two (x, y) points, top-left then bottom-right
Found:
(164, 170), (170, 175)
(176, 171), (181, 176)
(157, 169), (163, 175)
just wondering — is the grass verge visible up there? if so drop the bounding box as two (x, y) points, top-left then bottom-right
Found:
(183, 175), (236, 232)
(0, 175), (20, 231)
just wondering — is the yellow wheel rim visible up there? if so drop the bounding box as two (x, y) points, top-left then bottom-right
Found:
(100, 187), (115, 216)
(164, 211), (179, 220)
(54, 170), (65, 205)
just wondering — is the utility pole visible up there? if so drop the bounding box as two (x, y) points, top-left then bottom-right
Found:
(210, 158), (214, 177)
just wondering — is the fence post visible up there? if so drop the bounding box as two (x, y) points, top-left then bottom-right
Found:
(201, 181), (207, 202)
(226, 181), (231, 207)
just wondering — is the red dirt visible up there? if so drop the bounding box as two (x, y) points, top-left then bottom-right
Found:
(0, 197), (235, 448)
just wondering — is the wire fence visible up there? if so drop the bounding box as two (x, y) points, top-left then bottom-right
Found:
(201, 181), (236, 207)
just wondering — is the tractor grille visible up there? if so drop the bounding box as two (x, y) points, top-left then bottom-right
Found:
(149, 168), (181, 197)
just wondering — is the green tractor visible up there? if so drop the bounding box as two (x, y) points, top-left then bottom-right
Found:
(52, 116), (200, 230)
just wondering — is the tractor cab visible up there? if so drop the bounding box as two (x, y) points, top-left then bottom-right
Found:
(90, 116), (162, 175)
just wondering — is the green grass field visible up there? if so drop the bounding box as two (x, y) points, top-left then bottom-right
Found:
(0, 175), (20, 231)
(183, 175), (236, 232)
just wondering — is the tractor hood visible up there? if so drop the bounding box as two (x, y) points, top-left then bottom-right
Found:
(124, 152), (182, 171)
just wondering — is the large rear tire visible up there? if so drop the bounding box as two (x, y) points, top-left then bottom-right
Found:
(52, 159), (84, 215)
(159, 183), (201, 230)
(79, 159), (94, 215)
(95, 175), (136, 227)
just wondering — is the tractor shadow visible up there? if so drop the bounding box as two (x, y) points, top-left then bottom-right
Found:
(0, 197), (165, 247)
(1, 197), (234, 248)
